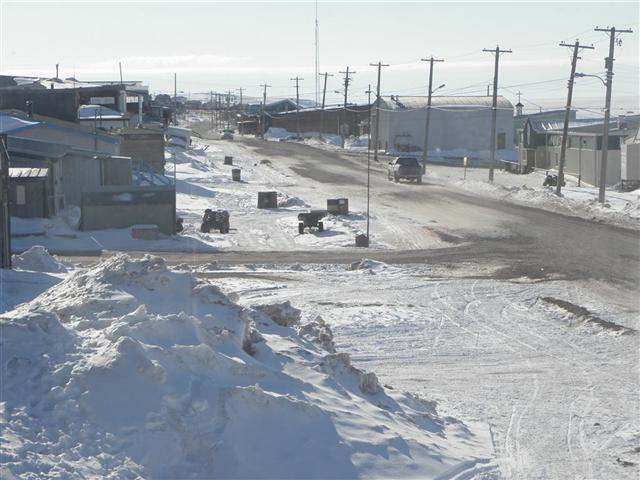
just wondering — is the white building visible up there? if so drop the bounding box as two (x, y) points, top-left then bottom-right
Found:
(372, 96), (515, 163)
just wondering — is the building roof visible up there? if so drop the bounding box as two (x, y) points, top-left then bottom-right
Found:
(531, 114), (640, 136)
(0, 114), (40, 135)
(0, 75), (147, 92)
(515, 108), (568, 120)
(9, 167), (49, 179)
(381, 95), (514, 110)
(7, 136), (71, 159)
(78, 104), (126, 120)
(1, 110), (121, 144)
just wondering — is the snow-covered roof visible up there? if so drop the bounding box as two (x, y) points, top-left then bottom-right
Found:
(78, 105), (125, 120)
(381, 95), (514, 110)
(0, 113), (40, 134)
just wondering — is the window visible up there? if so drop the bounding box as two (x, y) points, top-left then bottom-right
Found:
(497, 132), (506, 149)
(16, 185), (26, 205)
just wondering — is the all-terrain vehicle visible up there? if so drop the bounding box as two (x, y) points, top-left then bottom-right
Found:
(200, 209), (230, 234)
(542, 173), (566, 187)
(298, 210), (327, 234)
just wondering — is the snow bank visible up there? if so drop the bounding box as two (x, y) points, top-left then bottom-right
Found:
(11, 245), (69, 273)
(1, 254), (494, 478)
(454, 179), (640, 227)
(264, 127), (294, 141)
(349, 258), (388, 272)
(277, 192), (309, 208)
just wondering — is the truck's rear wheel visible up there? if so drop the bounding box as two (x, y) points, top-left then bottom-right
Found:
(318, 221), (324, 232)
(417, 176), (422, 184)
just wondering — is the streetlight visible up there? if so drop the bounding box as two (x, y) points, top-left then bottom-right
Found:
(575, 72), (607, 86)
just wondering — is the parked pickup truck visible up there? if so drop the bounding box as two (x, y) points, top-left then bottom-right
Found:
(387, 157), (423, 183)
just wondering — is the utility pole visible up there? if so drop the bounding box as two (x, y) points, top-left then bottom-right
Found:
(0, 135), (11, 269)
(173, 73), (178, 125)
(421, 56), (444, 173)
(210, 91), (214, 130)
(483, 45), (512, 182)
(260, 83), (270, 139)
(226, 90), (231, 130)
(370, 61), (389, 164)
(365, 84), (373, 248)
(339, 66), (356, 109)
(595, 26), (633, 203)
(556, 40), (594, 196)
(319, 72), (333, 139)
(338, 67), (356, 147)
(237, 88), (244, 135)
(291, 76), (303, 139)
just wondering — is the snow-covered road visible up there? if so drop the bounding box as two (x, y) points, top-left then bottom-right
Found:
(211, 262), (640, 479)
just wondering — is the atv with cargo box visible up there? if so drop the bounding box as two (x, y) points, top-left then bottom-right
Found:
(298, 210), (327, 234)
(200, 209), (230, 234)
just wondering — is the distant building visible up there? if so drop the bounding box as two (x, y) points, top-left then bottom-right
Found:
(0, 75), (149, 124)
(372, 95), (515, 161)
(119, 126), (166, 173)
(514, 108), (574, 144)
(269, 105), (370, 137)
(519, 115), (640, 186)
(621, 127), (640, 189)
(244, 99), (301, 116)
(78, 105), (129, 129)
(1, 111), (130, 215)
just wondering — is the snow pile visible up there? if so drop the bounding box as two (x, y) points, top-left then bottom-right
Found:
(264, 127), (295, 142)
(1, 254), (494, 478)
(11, 245), (69, 273)
(254, 300), (301, 326)
(345, 135), (369, 149)
(277, 192), (309, 208)
(454, 179), (640, 227)
(349, 258), (388, 272)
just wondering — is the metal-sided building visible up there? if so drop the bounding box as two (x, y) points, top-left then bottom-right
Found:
(519, 116), (640, 186)
(372, 95), (515, 161)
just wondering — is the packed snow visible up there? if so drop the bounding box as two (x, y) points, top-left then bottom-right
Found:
(207, 260), (640, 480)
(0, 254), (495, 479)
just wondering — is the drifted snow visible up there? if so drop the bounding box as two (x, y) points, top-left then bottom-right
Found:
(11, 245), (70, 273)
(0, 254), (494, 478)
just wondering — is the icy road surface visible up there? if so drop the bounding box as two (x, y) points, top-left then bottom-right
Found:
(209, 262), (640, 480)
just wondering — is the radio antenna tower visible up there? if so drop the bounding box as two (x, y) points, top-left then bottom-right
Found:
(314, 0), (320, 106)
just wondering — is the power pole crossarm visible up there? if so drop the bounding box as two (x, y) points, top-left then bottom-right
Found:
(420, 56), (444, 172)
(556, 40), (594, 196)
(594, 26), (633, 203)
(482, 46), (512, 182)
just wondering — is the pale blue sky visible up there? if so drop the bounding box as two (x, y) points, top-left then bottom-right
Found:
(1, 1), (638, 115)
